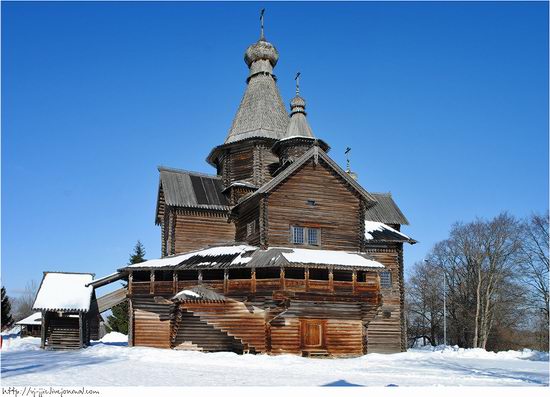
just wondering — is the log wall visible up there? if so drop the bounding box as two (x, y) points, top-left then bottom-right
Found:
(169, 209), (235, 255)
(266, 160), (362, 251)
(364, 246), (404, 353)
(132, 297), (173, 349)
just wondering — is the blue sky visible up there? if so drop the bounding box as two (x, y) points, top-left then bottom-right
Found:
(2, 1), (548, 297)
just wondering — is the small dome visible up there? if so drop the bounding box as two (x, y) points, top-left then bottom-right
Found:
(244, 39), (279, 68)
(290, 95), (306, 110)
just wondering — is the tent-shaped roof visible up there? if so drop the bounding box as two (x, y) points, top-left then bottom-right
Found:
(33, 272), (94, 312)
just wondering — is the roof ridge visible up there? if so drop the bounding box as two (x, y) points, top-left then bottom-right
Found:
(158, 166), (221, 179)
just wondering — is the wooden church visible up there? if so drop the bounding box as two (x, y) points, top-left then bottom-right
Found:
(120, 16), (415, 356)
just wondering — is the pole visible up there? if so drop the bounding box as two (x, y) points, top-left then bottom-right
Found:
(443, 272), (447, 346)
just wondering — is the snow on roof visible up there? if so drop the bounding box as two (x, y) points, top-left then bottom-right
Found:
(279, 248), (384, 268)
(173, 289), (201, 299)
(33, 272), (94, 312)
(16, 312), (41, 326)
(365, 221), (412, 241)
(126, 245), (257, 269)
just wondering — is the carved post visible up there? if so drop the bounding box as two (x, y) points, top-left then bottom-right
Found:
(305, 268), (310, 292)
(40, 310), (46, 349)
(128, 299), (134, 347)
(224, 270), (228, 294)
(280, 267), (285, 290)
(173, 271), (178, 294)
(128, 271), (133, 295)
(150, 270), (155, 295)
(251, 269), (256, 293)
(198, 270), (203, 284)
(352, 271), (357, 295)
(328, 268), (334, 292)
(79, 312), (84, 348)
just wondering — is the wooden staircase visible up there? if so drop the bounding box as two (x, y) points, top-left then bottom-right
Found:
(178, 301), (266, 353)
(172, 310), (244, 353)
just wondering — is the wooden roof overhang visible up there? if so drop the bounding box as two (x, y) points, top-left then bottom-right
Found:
(122, 247), (385, 273)
(86, 272), (128, 288)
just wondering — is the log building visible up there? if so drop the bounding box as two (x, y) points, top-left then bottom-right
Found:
(123, 19), (415, 356)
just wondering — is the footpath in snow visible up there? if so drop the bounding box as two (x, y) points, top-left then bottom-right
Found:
(1, 333), (548, 387)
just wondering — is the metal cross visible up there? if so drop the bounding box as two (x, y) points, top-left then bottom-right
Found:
(295, 72), (301, 95)
(260, 9), (265, 40)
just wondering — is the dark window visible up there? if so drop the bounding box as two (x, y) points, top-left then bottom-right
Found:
(255, 267), (280, 279)
(307, 228), (319, 246)
(380, 271), (392, 288)
(309, 268), (329, 281)
(202, 269), (225, 281)
(155, 270), (173, 281)
(357, 271), (369, 283)
(228, 268), (252, 280)
(284, 267), (305, 279)
(246, 221), (255, 237)
(292, 226), (304, 245)
(178, 270), (199, 281)
(132, 271), (150, 282)
(333, 270), (353, 282)
(383, 310), (392, 318)
(307, 199), (317, 206)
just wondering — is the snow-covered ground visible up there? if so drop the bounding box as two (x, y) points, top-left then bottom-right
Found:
(1, 334), (548, 387)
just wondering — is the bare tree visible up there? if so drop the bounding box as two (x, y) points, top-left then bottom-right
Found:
(519, 212), (549, 350)
(413, 213), (525, 349)
(12, 280), (38, 321)
(406, 260), (443, 346)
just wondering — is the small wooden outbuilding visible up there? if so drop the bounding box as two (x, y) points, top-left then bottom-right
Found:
(32, 272), (100, 350)
(16, 312), (42, 338)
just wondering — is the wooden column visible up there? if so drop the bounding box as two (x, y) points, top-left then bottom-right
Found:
(280, 267), (285, 290)
(251, 269), (256, 293)
(128, 271), (133, 295)
(198, 270), (203, 284)
(79, 312), (84, 348)
(328, 268), (334, 292)
(352, 271), (357, 295)
(173, 271), (178, 294)
(305, 268), (310, 292)
(40, 310), (46, 349)
(128, 299), (134, 347)
(150, 270), (155, 295)
(224, 270), (228, 294)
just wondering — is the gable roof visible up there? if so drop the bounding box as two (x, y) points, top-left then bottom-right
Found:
(235, 146), (377, 208)
(156, 167), (229, 221)
(16, 312), (42, 326)
(365, 192), (409, 225)
(33, 272), (94, 312)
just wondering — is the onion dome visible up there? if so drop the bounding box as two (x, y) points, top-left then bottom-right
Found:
(245, 39), (279, 68)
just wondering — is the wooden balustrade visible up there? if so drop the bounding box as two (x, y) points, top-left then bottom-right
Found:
(130, 269), (378, 296)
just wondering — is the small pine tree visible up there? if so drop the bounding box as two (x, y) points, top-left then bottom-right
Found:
(107, 241), (146, 334)
(1, 286), (14, 330)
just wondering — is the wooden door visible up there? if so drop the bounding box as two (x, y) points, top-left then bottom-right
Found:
(301, 320), (325, 348)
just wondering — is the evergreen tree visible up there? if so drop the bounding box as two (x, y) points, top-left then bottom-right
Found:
(107, 241), (146, 334)
(1, 286), (14, 330)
